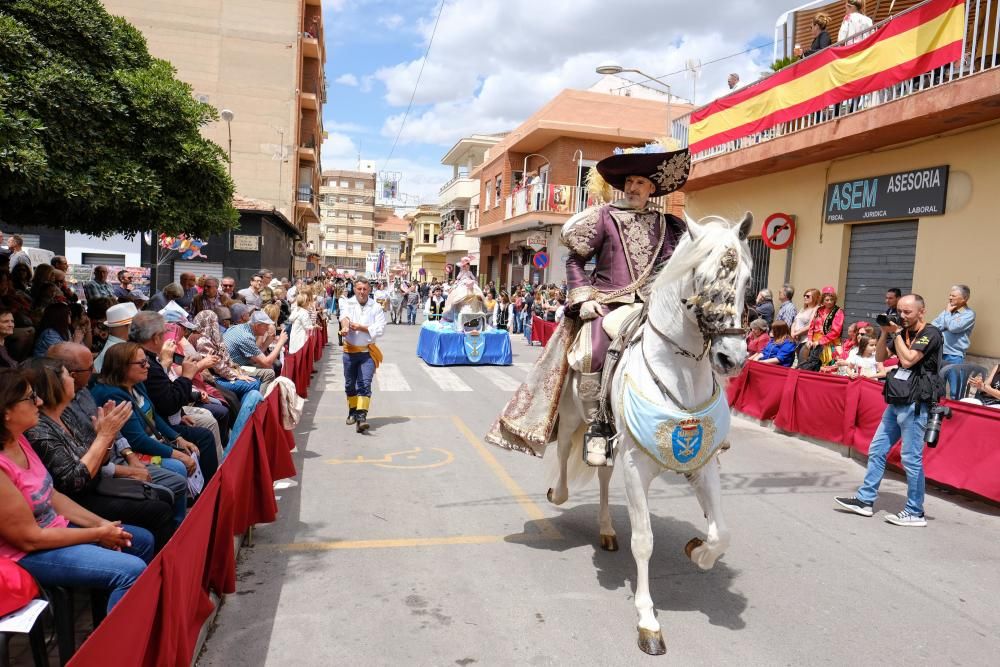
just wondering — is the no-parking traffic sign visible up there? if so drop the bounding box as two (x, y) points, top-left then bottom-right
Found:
(532, 251), (549, 269)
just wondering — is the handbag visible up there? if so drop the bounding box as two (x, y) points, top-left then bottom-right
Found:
(95, 476), (174, 505)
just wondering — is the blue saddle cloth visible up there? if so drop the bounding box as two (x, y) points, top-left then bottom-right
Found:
(417, 321), (513, 366)
(619, 373), (731, 472)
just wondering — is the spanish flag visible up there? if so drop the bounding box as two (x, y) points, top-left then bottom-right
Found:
(689, 0), (966, 154)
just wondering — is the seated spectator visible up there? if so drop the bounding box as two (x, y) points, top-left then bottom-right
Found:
(753, 289), (775, 325)
(238, 274), (264, 308)
(0, 368), (153, 613)
(47, 342), (188, 525)
(22, 358), (176, 552)
(112, 270), (133, 301)
(191, 277), (228, 315)
(51, 268), (78, 304)
(69, 302), (93, 351)
(50, 255), (69, 273)
(214, 305), (232, 332)
(220, 276), (237, 301)
(95, 302), (137, 372)
(10, 262), (32, 298)
(191, 310), (260, 397)
(0, 308), (15, 368)
(966, 365), (1000, 408)
(751, 321), (796, 367)
(745, 319), (770, 355)
(128, 312), (220, 481)
(804, 286), (844, 366)
(177, 272), (198, 311)
(791, 288), (820, 343)
(286, 294), (314, 355)
(844, 335), (881, 378)
(147, 282), (184, 312)
(223, 310), (284, 391)
(90, 343), (202, 482)
(230, 302), (253, 326)
(29, 263), (56, 304)
(34, 302), (73, 356)
(83, 265), (116, 303)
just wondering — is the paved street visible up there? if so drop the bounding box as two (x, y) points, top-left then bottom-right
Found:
(199, 323), (1000, 667)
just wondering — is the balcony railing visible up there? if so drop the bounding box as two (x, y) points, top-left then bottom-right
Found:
(674, 0), (1000, 162)
(503, 184), (596, 220)
(296, 186), (314, 204)
(438, 174), (472, 194)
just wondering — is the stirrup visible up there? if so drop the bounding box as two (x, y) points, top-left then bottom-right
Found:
(583, 421), (615, 467)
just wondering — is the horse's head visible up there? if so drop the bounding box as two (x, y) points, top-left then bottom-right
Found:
(650, 212), (754, 376)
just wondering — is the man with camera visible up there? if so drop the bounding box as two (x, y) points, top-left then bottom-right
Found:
(835, 294), (944, 527)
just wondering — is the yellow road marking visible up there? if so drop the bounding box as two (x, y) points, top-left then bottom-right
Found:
(450, 415), (563, 541)
(325, 447), (454, 469)
(273, 534), (551, 552)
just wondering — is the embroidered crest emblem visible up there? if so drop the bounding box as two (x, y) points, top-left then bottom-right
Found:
(464, 331), (484, 363)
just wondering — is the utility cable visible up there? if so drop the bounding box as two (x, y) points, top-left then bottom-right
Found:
(613, 40), (776, 92)
(382, 0), (446, 170)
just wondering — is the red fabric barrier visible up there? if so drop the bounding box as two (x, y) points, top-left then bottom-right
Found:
(774, 369), (850, 443)
(70, 337), (317, 666)
(530, 316), (557, 346)
(727, 364), (1000, 503)
(728, 361), (789, 421)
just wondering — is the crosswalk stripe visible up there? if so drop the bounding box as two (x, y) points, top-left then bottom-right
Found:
(475, 367), (522, 391)
(375, 363), (411, 392)
(419, 365), (473, 392)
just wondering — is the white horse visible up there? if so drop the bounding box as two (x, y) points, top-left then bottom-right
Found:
(389, 278), (406, 324)
(547, 213), (753, 655)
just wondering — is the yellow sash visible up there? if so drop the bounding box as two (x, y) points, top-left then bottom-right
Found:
(344, 342), (383, 368)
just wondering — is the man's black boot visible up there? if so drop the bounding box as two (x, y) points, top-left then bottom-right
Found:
(355, 410), (370, 433)
(346, 409), (357, 425)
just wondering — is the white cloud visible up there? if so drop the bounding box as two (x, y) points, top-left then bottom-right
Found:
(377, 13), (405, 30)
(372, 0), (789, 147)
(325, 120), (367, 133)
(320, 132), (360, 171)
(334, 73), (359, 87)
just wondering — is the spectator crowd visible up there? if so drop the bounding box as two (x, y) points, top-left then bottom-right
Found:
(0, 239), (334, 632)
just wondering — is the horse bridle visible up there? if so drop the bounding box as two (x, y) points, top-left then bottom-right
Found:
(647, 246), (745, 361)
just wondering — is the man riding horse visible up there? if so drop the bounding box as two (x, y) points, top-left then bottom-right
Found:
(487, 144), (691, 464)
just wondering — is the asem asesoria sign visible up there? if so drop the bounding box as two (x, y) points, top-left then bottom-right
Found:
(825, 165), (949, 224)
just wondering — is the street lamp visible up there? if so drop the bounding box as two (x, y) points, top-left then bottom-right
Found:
(220, 109), (234, 176)
(595, 64), (672, 137)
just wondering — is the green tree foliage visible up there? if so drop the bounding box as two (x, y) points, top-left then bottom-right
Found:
(0, 0), (238, 237)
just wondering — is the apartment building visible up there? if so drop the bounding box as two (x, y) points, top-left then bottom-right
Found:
(101, 0), (326, 276)
(404, 205), (446, 281)
(320, 170), (377, 272)
(679, 0), (1000, 359)
(437, 134), (504, 278)
(470, 89), (690, 289)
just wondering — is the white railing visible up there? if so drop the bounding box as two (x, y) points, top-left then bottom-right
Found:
(675, 0), (999, 162)
(503, 184), (597, 220)
(438, 174), (472, 195)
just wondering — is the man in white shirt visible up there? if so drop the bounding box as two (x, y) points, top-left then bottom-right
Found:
(339, 277), (386, 433)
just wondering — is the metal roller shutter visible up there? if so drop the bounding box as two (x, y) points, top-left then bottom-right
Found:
(173, 261), (224, 282)
(843, 220), (917, 326)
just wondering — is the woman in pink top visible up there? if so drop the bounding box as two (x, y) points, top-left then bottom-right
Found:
(0, 368), (153, 612)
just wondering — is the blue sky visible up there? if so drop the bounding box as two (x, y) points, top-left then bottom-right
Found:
(320, 0), (792, 203)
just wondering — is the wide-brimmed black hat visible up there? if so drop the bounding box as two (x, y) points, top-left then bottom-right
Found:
(595, 148), (691, 197)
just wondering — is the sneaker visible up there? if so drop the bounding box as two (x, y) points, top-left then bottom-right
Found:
(346, 410), (357, 425)
(885, 510), (926, 527)
(834, 496), (874, 517)
(355, 411), (370, 434)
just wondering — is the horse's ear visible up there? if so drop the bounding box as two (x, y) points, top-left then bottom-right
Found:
(686, 217), (702, 243)
(737, 212), (753, 241)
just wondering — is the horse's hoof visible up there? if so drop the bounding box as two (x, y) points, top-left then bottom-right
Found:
(684, 537), (704, 560)
(546, 488), (567, 506)
(637, 627), (666, 656)
(599, 534), (619, 551)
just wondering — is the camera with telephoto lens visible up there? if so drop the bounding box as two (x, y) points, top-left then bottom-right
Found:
(923, 404), (952, 447)
(876, 312), (902, 327)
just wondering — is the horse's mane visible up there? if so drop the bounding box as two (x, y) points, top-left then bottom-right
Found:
(651, 215), (748, 293)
